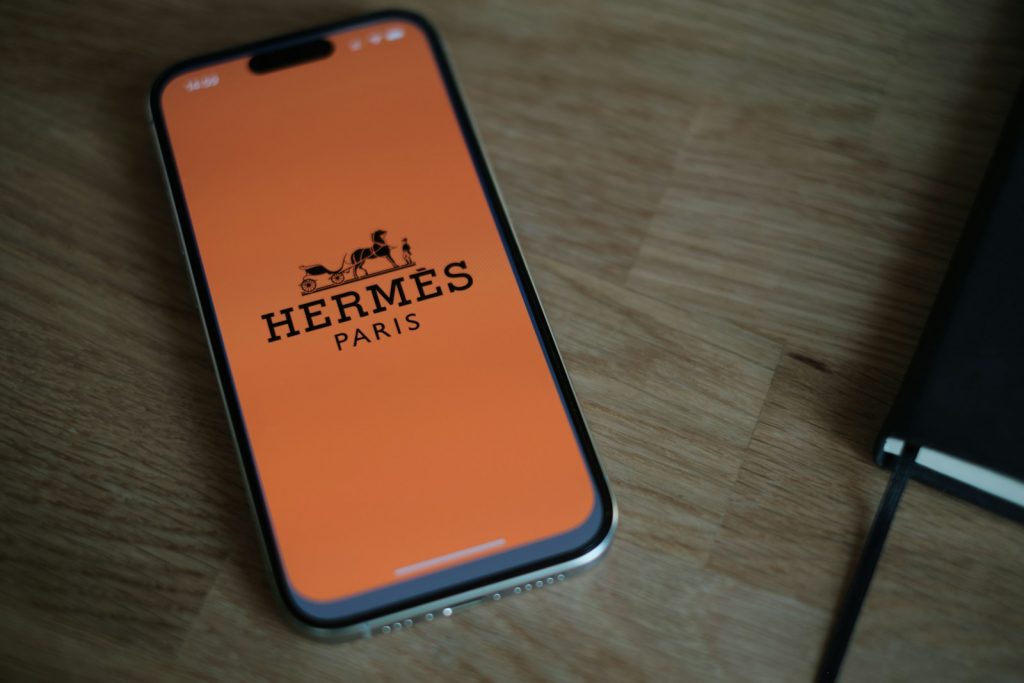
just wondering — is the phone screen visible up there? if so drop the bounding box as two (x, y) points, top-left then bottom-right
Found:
(156, 16), (607, 621)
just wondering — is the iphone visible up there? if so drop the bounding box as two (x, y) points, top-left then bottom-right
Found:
(150, 10), (615, 638)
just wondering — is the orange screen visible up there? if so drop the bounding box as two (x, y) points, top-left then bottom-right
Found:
(160, 18), (596, 603)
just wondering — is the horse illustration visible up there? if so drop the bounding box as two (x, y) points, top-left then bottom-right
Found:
(346, 229), (397, 278)
(298, 230), (411, 294)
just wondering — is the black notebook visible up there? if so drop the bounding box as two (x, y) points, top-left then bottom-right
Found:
(818, 86), (1024, 681)
(874, 84), (1024, 522)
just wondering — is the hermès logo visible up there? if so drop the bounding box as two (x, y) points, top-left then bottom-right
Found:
(260, 227), (473, 348)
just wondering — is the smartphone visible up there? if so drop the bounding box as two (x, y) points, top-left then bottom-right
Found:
(149, 10), (615, 638)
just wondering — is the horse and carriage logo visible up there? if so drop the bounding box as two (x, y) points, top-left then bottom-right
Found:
(299, 229), (415, 295)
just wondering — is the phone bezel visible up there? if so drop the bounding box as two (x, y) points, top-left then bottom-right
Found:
(148, 9), (616, 635)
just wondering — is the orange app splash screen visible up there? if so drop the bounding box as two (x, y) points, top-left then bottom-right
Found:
(159, 18), (599, 607)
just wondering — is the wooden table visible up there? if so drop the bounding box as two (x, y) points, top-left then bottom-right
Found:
(2, 1), (1022, 680)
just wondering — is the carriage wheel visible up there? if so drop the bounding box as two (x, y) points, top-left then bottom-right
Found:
(329, 272), (345, 284)
(300, 278), (317, 293)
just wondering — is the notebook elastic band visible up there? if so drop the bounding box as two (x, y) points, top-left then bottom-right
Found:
(816, 444), (919, 682)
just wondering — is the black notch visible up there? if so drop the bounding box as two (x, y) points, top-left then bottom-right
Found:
(249, 39), (334, 74)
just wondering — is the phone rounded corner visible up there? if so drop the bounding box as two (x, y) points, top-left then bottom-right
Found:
(148, 63), (186, 122)
(284, 606), (371, 642)
(565, 482), (619, 572)
(267, 576), (362, 641)
(374, 8), (438, 36)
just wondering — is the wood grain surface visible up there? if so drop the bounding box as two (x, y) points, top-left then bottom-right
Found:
(2, 0), (1023, 680)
